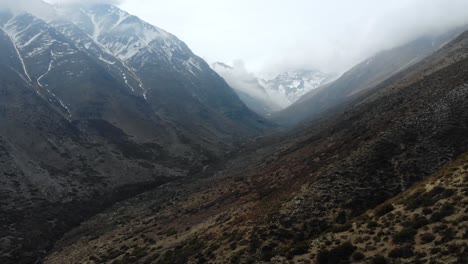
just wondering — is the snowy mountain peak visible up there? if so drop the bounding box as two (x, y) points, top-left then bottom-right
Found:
(262, 69), (332, 103)
(52, 4), (175, 62)
(212, 62), (332, 115)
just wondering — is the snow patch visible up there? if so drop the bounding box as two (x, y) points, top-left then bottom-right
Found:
(35, 50), (72, 117)
(1, 16), (33, 82)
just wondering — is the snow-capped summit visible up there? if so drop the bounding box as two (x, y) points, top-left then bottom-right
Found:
(261, 69), (332, 104)
(212, 62), (332, 116)
(55, 5), (180, 62)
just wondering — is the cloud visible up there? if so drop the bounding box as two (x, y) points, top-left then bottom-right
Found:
(47, 0), (124, 6)
(0, 0), (124, 17)
(120, 0), (468, 75)
(0, 0), (51, 15)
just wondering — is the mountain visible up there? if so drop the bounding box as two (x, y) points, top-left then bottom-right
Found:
(43, 30), (468, 264)
(0, 3), (268, 263)
(272, 29), (465, 126)
(212, 61), (331, 116)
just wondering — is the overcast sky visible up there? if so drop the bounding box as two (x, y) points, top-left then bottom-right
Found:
(6, 0), (468, 74)
(117, 0), (468, 74)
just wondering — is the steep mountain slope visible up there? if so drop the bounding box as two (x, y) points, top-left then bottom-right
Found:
(212, 62), (331, 116)
(0, 64), (160, 264)
(0, 3), (268, 264)
(44, 31), (468, 264)
(272, 30), (464, 126)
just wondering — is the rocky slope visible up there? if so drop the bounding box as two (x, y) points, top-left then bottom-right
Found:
(0, 3), (268, 263)
(44, 30), (468, 264)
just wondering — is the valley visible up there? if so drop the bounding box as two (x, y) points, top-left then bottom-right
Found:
(0, 1), (467, 264)
(45, 29), (468, 263)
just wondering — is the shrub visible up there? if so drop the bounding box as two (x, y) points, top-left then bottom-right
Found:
(332, 222), (353, 233)
(405, 191), (437, 210)
(260, 244), (274, 261)
(165, 228), (178, 237)
(316, 242), (356, 264)
(352, 251), (365, 261)
(374, 203), (395, 217)
(447, 243), (460, 254)
(335, 210), (348, 224)
(422, 207), (433, 215)
(388, 246), (414, 258)
(248, 237), (261, 253)
(430, 204), (454, 222)
(420, 232), (435, 244)
(440, 227), (456, 243)
(316, 250), (329, 264)
(411, 216), (429, 229)
(367, 220), (379, 229)
(288, 241), (310, 257)
(371, 255), (387, 264)
(393, 227), (417, 244)
(131, 247), (147, 259)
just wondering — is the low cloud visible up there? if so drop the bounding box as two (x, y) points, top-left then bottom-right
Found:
(48, 0), (124, 6)
(0, 0), (50, 15)
(122, 0), (468, 75)
(0, 0), (124, 17)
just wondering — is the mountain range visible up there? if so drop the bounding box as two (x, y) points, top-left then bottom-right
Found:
(1, 2), (467, 264)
